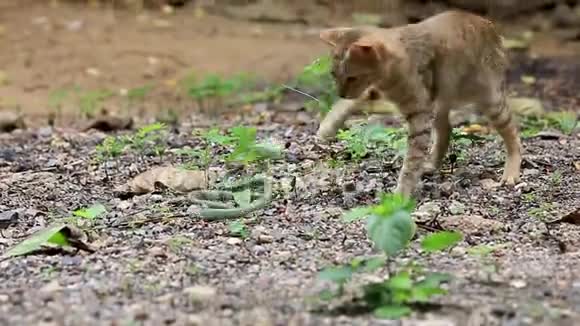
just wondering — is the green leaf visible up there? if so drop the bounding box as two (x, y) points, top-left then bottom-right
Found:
(367, 210), (415, 257)
(418, 272), (452, 288)
(73, 203), (107, 220)
(318, 289), (338, 301)
(420, 231), (462, 253)
(228, 220), (249, 238)
(202, 127), (235, 146)
(318, 266), (353, 285)
(362, 256), (386, 273)
(253, 143), (283, 160)
(411, 286), (447, 302)
(372, 193), (416, 218)
(388, 272), (413, 290)
(373, 305), (412, 319)
(3, 223), (71, 257)
(342, 207), (372, 222)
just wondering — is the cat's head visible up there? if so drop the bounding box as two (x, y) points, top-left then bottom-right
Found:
(319, 27), (393, 99)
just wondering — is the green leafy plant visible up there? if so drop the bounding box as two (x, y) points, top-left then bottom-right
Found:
(126, 122), (168, 163)
(520, 116), (549, 138)
(546, 111), (578, 135)
(177, 127), (237, 172)
(226, 125), (282, 168)
(337, 123), (406, 162)
(296, 55), (337, 115)
(67, 203), (107, 230)
(228, 220), (249, 238)
(180, 72), (257, 112)
(95, 135), (128, 179)
(318, 193), (462, 319)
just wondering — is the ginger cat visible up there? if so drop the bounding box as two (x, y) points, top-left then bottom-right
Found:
(317, 10), (522, 197)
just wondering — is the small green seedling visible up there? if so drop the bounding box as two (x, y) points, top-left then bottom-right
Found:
(546, 111), (578, 135)
(127, 122), (168, 162)
(95, 135), (128, 179)
(228, 220), (249, 239)
(296, 55), (336, 115)
(318, 193), (462, 319)
(337, 123), (406, 162)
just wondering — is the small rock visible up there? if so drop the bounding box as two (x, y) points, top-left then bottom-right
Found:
(0, 294), (9, 303)
(37, 126), (53, 137)
(186, 314), (204, 326)
(523, 169), (540, 176)
(450, 246), (467, 257)
(129, 303), (149, 321)
(439, 181), (454, 196)
(0, 210), (18, 228)
(184, 285), (217, 302)
(449, 201), (466, 215)
(150, 194), (163, 202)
(39, 280), (62, 295)
(275, 251), (292, 261)
(257, 235), (273, 244)
(402, 319), (456, 326)
(149, 246), (166, 258)
(413, 201), (441, 221)
(117, 201), (133, 211)
(510, 279), (527, 289)
(253, 245), (267, 255)
(343, 239), (357, 249)
(156, 293), (174, 303)
(226, 237), (242, 245)
(480, 178), (500, 190)
(441, 215), (504, 236)
(515, 182), (531, 193)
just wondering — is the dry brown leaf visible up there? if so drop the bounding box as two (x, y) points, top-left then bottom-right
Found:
(125, 166), (211, 194)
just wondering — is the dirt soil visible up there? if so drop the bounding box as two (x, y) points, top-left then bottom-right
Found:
(1, 1), (580, 326)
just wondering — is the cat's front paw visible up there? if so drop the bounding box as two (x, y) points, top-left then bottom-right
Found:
(500, 173), (520, 187)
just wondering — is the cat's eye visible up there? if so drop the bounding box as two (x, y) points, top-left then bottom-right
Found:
(346, 76), (357, 83)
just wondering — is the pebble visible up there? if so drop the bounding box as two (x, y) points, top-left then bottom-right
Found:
(149, 246), (166, 258)
(184, 285), (217, 302)
(449, 201), (466, 215)
(479, 178), (500, 190)
(253, 245), (267, 255)
(510, 279), (527, 289)
(523, 168), (540, 176)
(257, 235), (273, 244)
(226, 237), (242, 245)
(343, 239), (357, 249)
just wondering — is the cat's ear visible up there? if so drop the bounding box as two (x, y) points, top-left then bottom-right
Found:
(319, 27), (353, 47)
(348, 39), (388, 62)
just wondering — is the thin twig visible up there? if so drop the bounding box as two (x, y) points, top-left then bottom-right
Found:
(281, 84), (320, 102)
